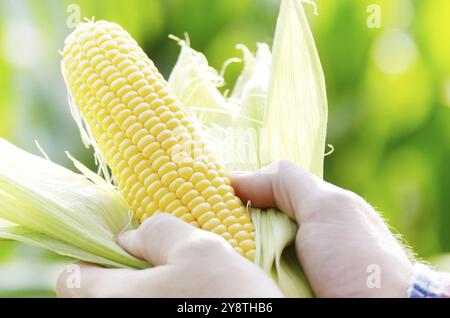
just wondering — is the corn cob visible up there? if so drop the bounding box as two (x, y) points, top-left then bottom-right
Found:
(61, 20), (255, 260)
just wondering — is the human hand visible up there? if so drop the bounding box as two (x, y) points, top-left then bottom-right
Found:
(56, 213), (283, 298)
(232, 160), (413, 298)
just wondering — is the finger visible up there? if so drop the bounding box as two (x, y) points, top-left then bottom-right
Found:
(56, 261), (135, 298)
(56, 261), (171, 298)
(117, 213), (200, 266)
(231, 160), (323, 221)
(230, 170), (275, 208)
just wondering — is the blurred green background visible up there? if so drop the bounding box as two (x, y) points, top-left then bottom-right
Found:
(0, 0), (449, 297)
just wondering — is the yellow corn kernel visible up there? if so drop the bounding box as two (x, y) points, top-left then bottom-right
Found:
(62, 20), (255, 260)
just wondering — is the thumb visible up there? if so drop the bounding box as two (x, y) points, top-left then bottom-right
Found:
(231, 160), (322, 221)
(117, 213), (198, 266)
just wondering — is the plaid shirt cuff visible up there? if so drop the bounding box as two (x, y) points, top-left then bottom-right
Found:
(407, 263), (450, 298)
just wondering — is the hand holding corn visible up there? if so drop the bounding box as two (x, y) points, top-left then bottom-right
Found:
(233, 160), (414, 298)
(57, 160), (413, 298)
(56, 213), (282, 298)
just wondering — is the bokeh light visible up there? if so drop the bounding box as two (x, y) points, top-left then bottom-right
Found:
(3, 18), (43, 69)
(372, 29), (417, 75)
(444, 78), (450, 108)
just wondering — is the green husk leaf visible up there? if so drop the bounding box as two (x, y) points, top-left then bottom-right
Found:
(231, 43), (271, 128)
(251, 208), (312, 297)
(277, 245), (311, 297)
(263, 0), (328, 177)
(0, 225), (128, 268)
(0, 138), (147, 269)
(168, 35), (235, 128)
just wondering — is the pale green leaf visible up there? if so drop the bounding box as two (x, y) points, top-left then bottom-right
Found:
(0, 225), (132, 268)
(263, 0), (328, 177)
(0, 138), (147, 269)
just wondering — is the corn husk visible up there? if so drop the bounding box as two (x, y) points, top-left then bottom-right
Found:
(0, 139), (146, 269)
(263, 0), (327, 175)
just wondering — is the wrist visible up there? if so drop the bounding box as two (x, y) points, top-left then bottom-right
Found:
(368, 262), (413, 298)
(407, 263), (450, 298)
